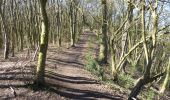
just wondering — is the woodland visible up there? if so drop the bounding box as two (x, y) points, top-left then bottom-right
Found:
(0, 0), (170, 100)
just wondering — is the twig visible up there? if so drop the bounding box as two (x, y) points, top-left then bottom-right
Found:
(32, 45), (39, 61)
(9, 86), (16, 97)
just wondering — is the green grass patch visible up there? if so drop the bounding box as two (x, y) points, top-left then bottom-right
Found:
(146, 89), (155, 100)
(85, 35), (104, 80)
(118, 73), (134, 89)
(85, 51), (104, 80)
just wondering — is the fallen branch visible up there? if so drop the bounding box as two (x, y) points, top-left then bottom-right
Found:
(32, 45), (39, 61)
(9, 86), (17, 97)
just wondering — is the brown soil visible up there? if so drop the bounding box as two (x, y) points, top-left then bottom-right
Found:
(0, 32), (127, 100)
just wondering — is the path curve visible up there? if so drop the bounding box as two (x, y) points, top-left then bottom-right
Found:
(45, 31), (124, 100)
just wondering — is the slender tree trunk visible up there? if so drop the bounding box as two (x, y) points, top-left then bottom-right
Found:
(0, 0), (10, 59)
(11, 0), (15, 57)
(129, 1), (159, 99)
(70, 0), (75, 47)
(110, 39), (117, 80)
(0, 21), (2, 48)
(98, 0), (108, 64)
(35, 0), (49, 86)
(128, 1), (147, 99)
(73, 3), (77, 43)
(57, 0), (61, 47)
(120, 0), (134, 70)
(160, 57), (170, 94)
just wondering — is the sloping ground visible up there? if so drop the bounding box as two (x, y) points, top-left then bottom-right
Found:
(0, 32), (127, 100)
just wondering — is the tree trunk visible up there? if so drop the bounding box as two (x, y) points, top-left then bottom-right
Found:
(160, 57), (170, 94)
(35, 0), (49, 86)
(110, 39), (117, 80)
(129, 0), (159, 99)
(57, 0), (62, 47)
(128, 77), (145, 99)
(120, 0), (134, 70)
(98, 0), (108, 64)
(70, 0), (75, 47)
(0, 0), (10, 59)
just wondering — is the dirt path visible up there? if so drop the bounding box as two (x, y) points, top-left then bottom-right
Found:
(0, 31), (126, 100)
(45, 32), (125, 100)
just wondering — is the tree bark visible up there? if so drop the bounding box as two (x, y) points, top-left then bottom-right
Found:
(35, 0), (49, 86)
(129, 0), (159, 99)
(98, 0), (108, 64)
(0, 0), (10, 59)
(160, 57), (170, 94)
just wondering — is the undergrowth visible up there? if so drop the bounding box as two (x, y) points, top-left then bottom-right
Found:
(85, 51), (104, 80)
(141, 89), (155, 100)
(118, 73), (134, 89)
(85, 35), (104, 80)
(85, 34), (134, 90)
(146, 89), (155, 100)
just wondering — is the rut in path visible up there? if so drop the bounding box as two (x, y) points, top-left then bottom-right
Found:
(45, 32), (125, 100)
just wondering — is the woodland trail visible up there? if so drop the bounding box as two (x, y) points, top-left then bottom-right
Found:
(0, 31), (126, 100)
(44, 31), (125, 100)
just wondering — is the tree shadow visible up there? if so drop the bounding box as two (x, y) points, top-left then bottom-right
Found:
(0, 84), (28, 89)
(47, 58), (84, 68)
(45, 70), (98, 84)
(0, 69), (123, 100)
(0, 65), (35, 86)
(44, 70), (123, 100)
(0, 32), (123, 99)
(45, 82), (123, 100)
(0, 65), (36, 99)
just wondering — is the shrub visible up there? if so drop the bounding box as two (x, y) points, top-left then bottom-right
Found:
(85, 51), (104, 80)
(146, 90), (155, 100)
(118, 73), (134, 89)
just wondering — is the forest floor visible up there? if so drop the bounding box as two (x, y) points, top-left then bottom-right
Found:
(0, 31), (129, 100)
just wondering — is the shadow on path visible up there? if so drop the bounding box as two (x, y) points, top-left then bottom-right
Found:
(44, 32), (124, 100)
(46, 70), (98, 84)
(46, 82), (123, 100)
(0, 32), (125, 100)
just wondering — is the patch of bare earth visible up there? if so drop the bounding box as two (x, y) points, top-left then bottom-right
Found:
(0, 32), (127, 100)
